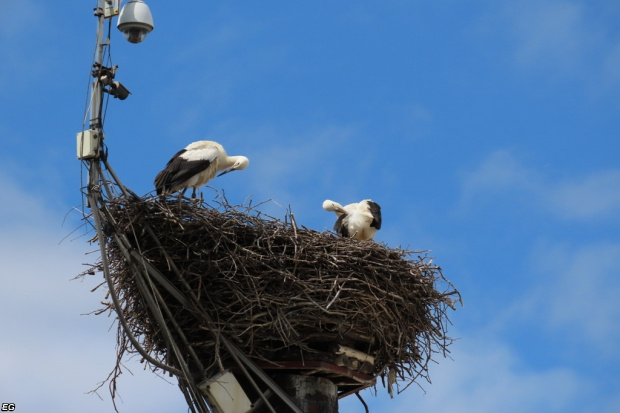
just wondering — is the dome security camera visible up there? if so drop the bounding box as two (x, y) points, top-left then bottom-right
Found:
(117, 0), (154, 44)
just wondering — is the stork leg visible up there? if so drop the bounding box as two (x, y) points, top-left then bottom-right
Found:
(178, 187), (188, 207)
(190, 187), (203, 204)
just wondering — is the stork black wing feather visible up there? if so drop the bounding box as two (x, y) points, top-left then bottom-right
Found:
(164, 149), (187, 167)
(334, 214), (349, 237)
(154, 153), (212, 194)
(367, 201), (382, 230)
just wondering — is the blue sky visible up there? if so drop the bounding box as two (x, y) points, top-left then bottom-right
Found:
(1, 1), (619, 412)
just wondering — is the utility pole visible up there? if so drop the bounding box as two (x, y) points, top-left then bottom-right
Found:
(79, 3), (352, 413)
(79, 0), (153, 189)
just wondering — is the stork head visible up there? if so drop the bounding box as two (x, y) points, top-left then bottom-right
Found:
(218, 156), (250, 176)
(322, 200), (345, 213)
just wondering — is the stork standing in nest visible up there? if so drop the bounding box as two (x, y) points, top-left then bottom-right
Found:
(323, 199), (382, 240)
(154, 140), (249, 198)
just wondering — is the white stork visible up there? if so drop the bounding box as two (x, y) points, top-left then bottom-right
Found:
(154, 140), (249, 198)
(322, 199), (382, 241)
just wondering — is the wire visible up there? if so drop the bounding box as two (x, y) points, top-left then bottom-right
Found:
(355, 392), (370, 413)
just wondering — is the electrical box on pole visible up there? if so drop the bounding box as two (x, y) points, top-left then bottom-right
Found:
(77, 129), (103, 160)
(105, 0), (120, 17)
(198, 370), (252, 413)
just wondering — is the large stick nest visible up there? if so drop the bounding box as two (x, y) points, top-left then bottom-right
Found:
(94, 195), (461, 397)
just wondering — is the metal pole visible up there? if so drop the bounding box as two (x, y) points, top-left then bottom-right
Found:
(90, 1), (105, 133)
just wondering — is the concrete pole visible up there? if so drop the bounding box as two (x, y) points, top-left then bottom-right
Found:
(266, 374), (338, 413)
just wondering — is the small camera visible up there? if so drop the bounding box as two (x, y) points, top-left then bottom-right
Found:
(107, 81), (131, 100)
(117, 0), (154, 44)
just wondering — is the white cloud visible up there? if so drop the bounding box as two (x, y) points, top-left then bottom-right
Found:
(507, 0), (587, 71)
(492, 0), (620, 92)
(530, 241), (620, 356)
(549, 170), (620, 219)
(0, 172), (184, 412)
(460, 149), (540, 201)
(340, 334), (591, 413)
(459, 149), (620, 220)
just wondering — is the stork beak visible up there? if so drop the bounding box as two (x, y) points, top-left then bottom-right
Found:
(217, 167), (235, 177)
